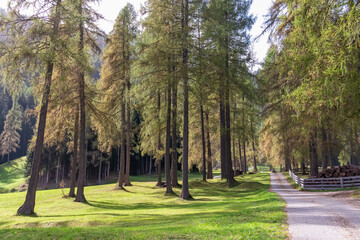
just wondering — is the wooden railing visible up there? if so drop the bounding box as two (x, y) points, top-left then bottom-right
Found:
(288, 170), (360, 190)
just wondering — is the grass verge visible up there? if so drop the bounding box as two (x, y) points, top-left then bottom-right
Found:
(282, 172), (303, 190)
(0, 173), (287, 240)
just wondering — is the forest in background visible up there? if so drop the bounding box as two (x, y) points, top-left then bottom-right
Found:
(0, 0), (359, 215)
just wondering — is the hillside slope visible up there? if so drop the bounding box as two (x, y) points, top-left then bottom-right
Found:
(0, 156), (27, 193)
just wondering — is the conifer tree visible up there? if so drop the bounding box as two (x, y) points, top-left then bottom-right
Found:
(0, 0), (64, 215)
(0, 97), (22, 163)
(136, 0), (183, 195)
(203, 0), (254, 182)
(180, 0), (192, 199)
(92, 3), (137, 188)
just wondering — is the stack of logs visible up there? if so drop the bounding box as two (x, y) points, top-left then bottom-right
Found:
(317, 165), (360, 178)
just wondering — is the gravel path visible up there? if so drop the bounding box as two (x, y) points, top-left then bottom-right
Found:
(270, 173), (360, 240)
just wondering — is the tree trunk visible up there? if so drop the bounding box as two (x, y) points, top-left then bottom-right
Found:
(180, 0), (191, 200)
(350, 129), (355, 165)
(156, 91), (163, 187)
(149, 155), (152, 176)
(223, 7), (234, 183)
(238, 139), (242, 171)
(292, 155), (296, 171)
(17, 62), (55, 214)
(84, 141), (87, 182)
(124, 97), (131, 186)
(322, 128), (328, 170)
(205, 112), (213, 179)
(200, 104), (206, 181)
(46, 154), (50, 184)
(56, 156), (60, 185)
(232, 137), (236, 174)
(171, 84), (179, 187)
(310, 130), (319, 177)
(117, 98), (126, 187)
(17, 2), (61, 215)
(98, 153), (102, 185)
(251, 121), (257, 172)
(75, 0), (87, 203)
(165, 85), (173, 195)
(61, 156), (65, 181)
(69, 106), (79, 197)
(328, 132), (335, 168)
(224, 89), (233, 182)
(241, 96), (247, 174)
(243, 140), (247, 174)
(301, 159), (306, 175)
(219, 97), (226, 179)
(117, 146), (120, 174)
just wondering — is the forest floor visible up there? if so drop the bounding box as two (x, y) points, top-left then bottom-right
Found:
(0, 173), (287, 239)
(271, 173), (360, 240)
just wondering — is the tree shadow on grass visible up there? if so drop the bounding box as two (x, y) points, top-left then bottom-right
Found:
(112, 186), (134, 193)
(16, 213), (39, 218)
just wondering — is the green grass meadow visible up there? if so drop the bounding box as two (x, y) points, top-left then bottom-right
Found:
(0, 157), (27, 193)
(0, 165), (287, 239)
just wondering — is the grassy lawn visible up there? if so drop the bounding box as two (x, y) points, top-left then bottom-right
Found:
(0, 157), (27, 193)
(0, 173), (287, 240)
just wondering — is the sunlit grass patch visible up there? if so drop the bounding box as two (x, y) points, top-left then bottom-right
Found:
(0, 157), (27, 193)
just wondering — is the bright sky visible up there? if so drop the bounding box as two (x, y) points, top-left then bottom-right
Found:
(0, 0), (272, 69)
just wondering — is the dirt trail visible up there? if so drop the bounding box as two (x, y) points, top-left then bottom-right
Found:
(270, 173), (360, 240)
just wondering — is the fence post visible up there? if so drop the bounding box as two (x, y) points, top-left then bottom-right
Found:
(321, 179), (324, 190)
(340, 177), (343, 188)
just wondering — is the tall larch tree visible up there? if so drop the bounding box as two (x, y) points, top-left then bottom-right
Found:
(0, 0), (64, 215)
(204, 0), (254, 182)
(92, 3), (137, 189)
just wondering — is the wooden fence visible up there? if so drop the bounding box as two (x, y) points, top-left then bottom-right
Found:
(288, 170), (360, 190)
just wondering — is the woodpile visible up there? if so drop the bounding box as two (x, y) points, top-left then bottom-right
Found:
(317, 165), (360, 178)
